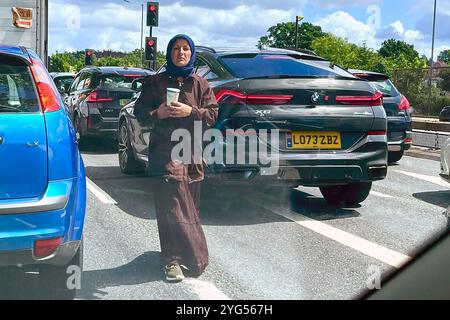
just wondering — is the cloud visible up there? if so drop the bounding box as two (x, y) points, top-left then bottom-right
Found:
(314, 11), (378, 48)
(310, 0), (382, 10)
(375, 20), (424, 43)
(49, 1), (297, 54)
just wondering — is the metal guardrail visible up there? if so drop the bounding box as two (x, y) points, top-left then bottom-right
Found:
(412, 130), (450, 149)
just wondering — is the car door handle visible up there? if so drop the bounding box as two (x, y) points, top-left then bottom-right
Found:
(27, 142), (40, 147)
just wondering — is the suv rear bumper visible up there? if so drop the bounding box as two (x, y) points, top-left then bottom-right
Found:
(80, 116), (118, 138)
(205, 141), (388, 187)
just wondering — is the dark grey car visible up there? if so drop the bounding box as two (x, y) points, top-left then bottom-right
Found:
(349, 69), (413, 163)
(118, 47), (388, 206)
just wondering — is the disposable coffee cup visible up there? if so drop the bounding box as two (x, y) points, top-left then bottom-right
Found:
(166, 88), (180, 106)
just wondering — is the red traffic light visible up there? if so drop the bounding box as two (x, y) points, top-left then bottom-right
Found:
(149, 4), (156, 11)
(147, 40), (154, 46)
(86, 50), (92, 56)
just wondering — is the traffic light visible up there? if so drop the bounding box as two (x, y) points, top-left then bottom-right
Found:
(146, 2), (159, 27)
(85, 49), (94, 65)
(145, 37), (157, 61)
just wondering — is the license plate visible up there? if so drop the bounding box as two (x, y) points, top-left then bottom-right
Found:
(120, 99), (130, 106)
(286, 131), (342, 149)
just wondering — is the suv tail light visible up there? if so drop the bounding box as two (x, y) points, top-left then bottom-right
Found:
(398, 96), (411, 110)
(29, 58), (61, 113)
(336, 91), (383, 106)
(86, 91), (113, 102)
(215, 90), (293, 105)
(34, 237), (63, 258)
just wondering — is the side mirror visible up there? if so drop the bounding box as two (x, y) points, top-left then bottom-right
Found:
(131, 79), (143, 92)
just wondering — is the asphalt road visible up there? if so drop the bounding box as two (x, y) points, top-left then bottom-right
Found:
(1, 141), (448, 300)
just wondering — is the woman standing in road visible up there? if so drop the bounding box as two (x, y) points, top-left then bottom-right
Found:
(133, 34), (218, 282)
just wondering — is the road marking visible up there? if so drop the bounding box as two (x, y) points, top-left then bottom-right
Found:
(370, 191), (393, 198)
(184, 279), (230, 300)
(86, 177), (117, 204)
(251, 199), (411, 269)
(393, 170), (450, 188)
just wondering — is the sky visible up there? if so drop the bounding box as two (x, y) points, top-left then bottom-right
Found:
(49, 0), (450, 59)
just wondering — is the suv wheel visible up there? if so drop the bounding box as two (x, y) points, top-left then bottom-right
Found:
(388, 150), (404, 163)
(38, 240), (83, 300)
(319, 182), (372, 206)
(118, 121), (146, 174)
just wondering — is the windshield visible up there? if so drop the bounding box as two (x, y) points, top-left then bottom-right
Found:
(98, 74), (145, 89)
(219, 54), (357, 79)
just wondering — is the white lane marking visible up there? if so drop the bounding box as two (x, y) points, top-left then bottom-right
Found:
(184, 279), (230, 300)
(393, 170), (450, 188)
(370, 191), (393, 198)
(86, 177), (117, 204)
(251, 199), (411, 269)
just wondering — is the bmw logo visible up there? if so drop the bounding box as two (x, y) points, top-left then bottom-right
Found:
(311, 92), (320, 103)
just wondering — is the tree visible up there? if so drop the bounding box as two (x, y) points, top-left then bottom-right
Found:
(378, 39), (420, 62)
(438, 69), (450, 91)
(438, 50), (450, 64)
(258, 22), (325, 51)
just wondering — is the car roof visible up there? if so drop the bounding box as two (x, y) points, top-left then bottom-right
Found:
(0, 44), (31, 64)
(196, 46), (328, 61)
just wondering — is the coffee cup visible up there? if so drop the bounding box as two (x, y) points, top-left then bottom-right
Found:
(166, 88), (180, 107)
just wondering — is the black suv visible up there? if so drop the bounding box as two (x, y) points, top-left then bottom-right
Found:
(118, 47), (388, 206)
(65, 66), (153, 143)
(349, 69), (413, 163)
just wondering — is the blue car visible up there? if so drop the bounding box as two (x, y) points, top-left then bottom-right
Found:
(0, 45), (86, 299)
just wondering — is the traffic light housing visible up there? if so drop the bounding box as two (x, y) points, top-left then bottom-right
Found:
(146, 2), (159, 27)
(145, 37), (157, 61)
(85, 49), (94, 65)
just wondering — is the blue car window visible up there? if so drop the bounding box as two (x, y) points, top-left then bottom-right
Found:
(0, 59), (39, 113)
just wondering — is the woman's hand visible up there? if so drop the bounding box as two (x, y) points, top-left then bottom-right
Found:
(150, 101), (193, 119)
(150, 102), (172, 119)
(168, 101), (192, 118)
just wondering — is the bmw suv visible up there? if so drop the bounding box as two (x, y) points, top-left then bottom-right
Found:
(0, 45), (86, 299)
(118, 47), (388, 206)
(65, 66), (153, 144)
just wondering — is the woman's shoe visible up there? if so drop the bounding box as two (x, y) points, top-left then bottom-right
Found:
(165, 263), (185, 282)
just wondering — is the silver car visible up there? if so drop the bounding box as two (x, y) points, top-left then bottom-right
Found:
(441, 136), (450, 183)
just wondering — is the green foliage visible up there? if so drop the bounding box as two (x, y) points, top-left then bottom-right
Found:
(438, 50), (450, 64)
(379, 39), (420, 62)
(438, 69), (450, 91)
(258, 22), (325, 51)
(311, 34), (427, 78)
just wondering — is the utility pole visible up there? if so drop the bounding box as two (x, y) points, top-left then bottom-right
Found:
(123, 0), (144, 67)
(429, 0), (437, 116)
(294, 16), (304, 50)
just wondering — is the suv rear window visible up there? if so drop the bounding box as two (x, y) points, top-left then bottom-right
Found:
(98, 74), (146, 90)
(0, 57), (39, 113)
(219, 54), (356, 79)
(369, 79), (400, 97)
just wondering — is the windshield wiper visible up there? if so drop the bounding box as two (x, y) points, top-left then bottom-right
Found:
(0, 104), (22, 112)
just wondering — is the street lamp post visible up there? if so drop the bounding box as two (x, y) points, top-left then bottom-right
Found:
(428, 0), (437, 116)
(294, 16), (304, 50)
(123, 0), (144, 67)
